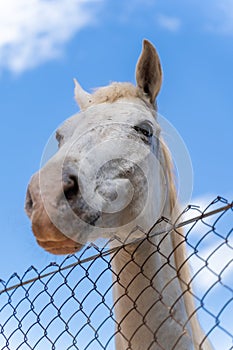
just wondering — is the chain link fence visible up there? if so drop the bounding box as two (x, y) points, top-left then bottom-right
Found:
(0, 197), (232, 349)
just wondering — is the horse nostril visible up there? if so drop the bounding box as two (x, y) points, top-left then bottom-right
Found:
(25, 188), (34, 218)
(63, 175), (79, 201)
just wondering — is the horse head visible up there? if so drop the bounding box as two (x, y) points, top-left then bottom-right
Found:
(25, 40), (169, 255)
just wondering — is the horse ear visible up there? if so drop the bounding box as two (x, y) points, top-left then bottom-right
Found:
(74, 78), (92, 110)
(136, 40), (162, 104)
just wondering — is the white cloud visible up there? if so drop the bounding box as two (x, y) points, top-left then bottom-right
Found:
(157, 14), (181, 32)
(187, 236), (233, 299)
(181, 193), (232, 235)
(154, 0), (233, 36)
(209, 0), (233, 34)
(188, 0), (233, 35)
(180, 194), (233, 291)
(0, 0), (101, 73)
(181, 194), (217, 226)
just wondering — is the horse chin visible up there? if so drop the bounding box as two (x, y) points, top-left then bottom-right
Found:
(36, 238), (83, 255)
(31, 206), (83, 255)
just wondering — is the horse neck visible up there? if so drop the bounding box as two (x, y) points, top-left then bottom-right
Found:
(111, 219), (196, 350)
(110, 208), (210, 349)
(110, 142), (196, 349)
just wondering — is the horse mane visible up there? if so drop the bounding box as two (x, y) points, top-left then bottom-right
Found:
(159, 139), (188, 282)
(161, 139), (204, 347)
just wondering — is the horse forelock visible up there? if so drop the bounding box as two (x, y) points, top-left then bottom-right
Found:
(89, 82), (156, 111)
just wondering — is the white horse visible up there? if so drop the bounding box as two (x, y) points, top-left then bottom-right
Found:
(25, 40), (213, 350)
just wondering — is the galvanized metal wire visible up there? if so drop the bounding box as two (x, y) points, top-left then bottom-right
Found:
(0, 197), (232, 349)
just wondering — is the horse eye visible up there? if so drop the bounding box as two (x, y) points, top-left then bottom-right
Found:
(133, 122), (153, 138)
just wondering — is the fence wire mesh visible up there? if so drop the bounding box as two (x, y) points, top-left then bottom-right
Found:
(0, 197), (232, 350)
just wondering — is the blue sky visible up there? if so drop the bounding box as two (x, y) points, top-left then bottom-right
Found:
(0, 0), (232, 348)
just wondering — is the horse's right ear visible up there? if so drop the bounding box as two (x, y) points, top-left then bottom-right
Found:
(74, 78), (93, 110)
(136, 40), (162, 104)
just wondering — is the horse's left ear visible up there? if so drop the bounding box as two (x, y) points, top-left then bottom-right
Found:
(136, 39), (162, 104)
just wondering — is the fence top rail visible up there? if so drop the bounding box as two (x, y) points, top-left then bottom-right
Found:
(0, 197), (232, 295)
